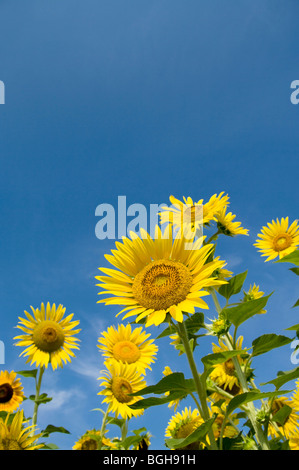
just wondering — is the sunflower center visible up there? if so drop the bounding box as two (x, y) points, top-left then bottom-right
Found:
(81, 439), (98, 450)
(32, 320), (65, 353)
(112, 341), (141, 364)
(272, 233), (292, 252)
(111, 377), (133, 404)
(132, 259), (193, 311)
(0, 383), (14, 403)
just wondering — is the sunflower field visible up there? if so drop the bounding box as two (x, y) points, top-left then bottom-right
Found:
(1, 192), (299, 451)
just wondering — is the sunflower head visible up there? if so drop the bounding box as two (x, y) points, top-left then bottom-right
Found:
(254, 217), (299, 261)
(14, 302), (81, 370)
(209, 336), (245, 397)
(0, 410), (43, 450)
(0, 371), (24, 413)
(216, 207), (249, 237)
(73, 429), (116, 450)
(96, 226), (227, 327)
(165, 407), (204, 450)
(98, 361), (146, 419)
(97, 323), (158, 374)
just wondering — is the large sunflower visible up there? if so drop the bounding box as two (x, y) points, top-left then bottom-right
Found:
(14, 302), (81, 370)
(254, 217), (299, 261)
(97, 323), (158, 374)
(159, 193), (229, 238)
(0, 371), (24, 413)
(0, 410), (43, 450)
(98, 361), (146, 419)
(96, 226), (227, 327)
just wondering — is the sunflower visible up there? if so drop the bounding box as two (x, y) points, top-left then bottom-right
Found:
(0, 410), (43, 450)
(96, 226), (227, 327)
(0, 371), (24, 413)
(98, 361), (146, 419)
(254, 217), (299, 261)
(14, 302), (81, 370)
(165, 407), (204, 450)
(159, 193), (229, 238)
(268, 396), (299, 439)
(97, 323), (158, 374)
(215, 207), (249, 237)
(73, 430), (116, 450)
(209, 336), (244, 397)
(242, 284), (266, 314)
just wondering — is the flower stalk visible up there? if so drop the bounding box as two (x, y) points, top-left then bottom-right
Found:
(176, 320), (218, 450)
(31, 366), (45, 435)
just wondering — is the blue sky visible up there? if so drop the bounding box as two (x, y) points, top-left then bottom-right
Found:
(0, 0), (299, 450)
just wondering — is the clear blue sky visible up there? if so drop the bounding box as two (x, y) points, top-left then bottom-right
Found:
(0, 0), (299, 450)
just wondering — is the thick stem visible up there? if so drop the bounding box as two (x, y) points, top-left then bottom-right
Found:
(32, 366), (45, 434)
(176, 321), (218, 450)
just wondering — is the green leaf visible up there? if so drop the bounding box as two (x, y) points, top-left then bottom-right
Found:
(292, 298), (299, 308)
(276, 250), (299, 266)
(222, 294), (272, 328)
(129, 391), (186, 410)
(285, 323), (299, 331)
(275, 250), (299, 266)
(251, 334), (293, 357)
(271, 405), (292, 426)
(107, 417), (126, 428)
(261, 367), (299, 389)
(41, 425), (70, 437)
(16, 369), (38, 379)
(40, 443), (59, 450)
(290, 267), (299, 276)
(120, 435), (144, 450)
(130, 372), (195, 396)
(218, 271), (248, 300)
(201, 349), (248, 369)
(226, 390), (290, 416)
(29, 393), (52, 405)
(165, 417), (215, 450)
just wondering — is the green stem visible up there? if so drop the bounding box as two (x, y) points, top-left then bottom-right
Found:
(32, 366), (45, 434)
(176, 321), (218, 450)
(98, 407), (109, 450)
